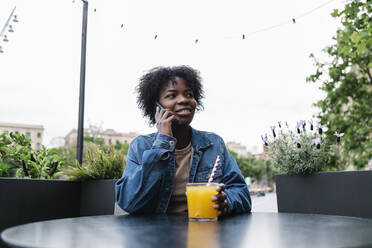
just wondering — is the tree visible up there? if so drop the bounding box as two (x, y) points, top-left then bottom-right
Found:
(307, 0), (372, 169)
(229, 150), (278, 181)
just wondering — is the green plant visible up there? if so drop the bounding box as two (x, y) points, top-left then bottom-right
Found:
(307, 0), (371, 169)
(0, 160), (10, 177)
(262, 121), (346, 175)
(63, 143), (125, 181)
(55, 146), (77, 167)
(0, 132), (65, 179)
(15, 146), (66, 179)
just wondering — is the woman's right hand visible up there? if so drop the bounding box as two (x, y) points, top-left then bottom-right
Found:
(155, 106), (176, 137)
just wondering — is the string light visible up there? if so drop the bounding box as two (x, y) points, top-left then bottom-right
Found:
(78, 0), (343, 45)
(0, 6), (18, 54)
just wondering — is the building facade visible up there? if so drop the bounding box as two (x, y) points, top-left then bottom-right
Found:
(226, 141), (252, 158)
(0, 122), (44, 149)
(64, 128), (139, 147)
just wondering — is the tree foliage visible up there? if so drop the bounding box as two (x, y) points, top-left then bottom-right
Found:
(307, 0), (372, 169)
(230, 150), (278, 181)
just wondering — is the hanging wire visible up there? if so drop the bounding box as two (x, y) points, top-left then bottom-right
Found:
(242, 0), (340, 38)
(0, 6), (18, 54)
(0, 6), (17, 38)
(130, 0), (343, 43)
(295, 0), (340, 21)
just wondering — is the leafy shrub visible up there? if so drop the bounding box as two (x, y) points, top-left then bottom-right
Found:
(63, 143), (125, 181)
(0, 132), (65, 179)
(0, 160), (10, 177)
(262, 120), (346, 175)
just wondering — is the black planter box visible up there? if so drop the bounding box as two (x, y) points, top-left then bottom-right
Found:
(80, 179), (117, 216)
(275, 171), (372, 218)
(0, 178), (118, 236)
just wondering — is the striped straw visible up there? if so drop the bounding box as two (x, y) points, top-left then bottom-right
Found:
(208, 155), (221, 184)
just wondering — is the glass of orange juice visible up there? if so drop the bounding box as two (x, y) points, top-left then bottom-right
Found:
(186, 183), (218, 221)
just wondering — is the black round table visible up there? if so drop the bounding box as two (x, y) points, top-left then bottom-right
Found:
(2, 213), (372, 248)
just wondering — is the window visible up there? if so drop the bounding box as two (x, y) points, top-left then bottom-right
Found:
(15, 131), (19, 134)
(26, 132), (31, 138)
(36, 143), (41, 149)
(37, 132), (41, 138)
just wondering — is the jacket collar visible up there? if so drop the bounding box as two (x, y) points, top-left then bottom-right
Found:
(191, 127), (213, 151)
(149, 127), (213, 151)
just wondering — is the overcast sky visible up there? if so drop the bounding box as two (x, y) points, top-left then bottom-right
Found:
(0, 0), (346, 153)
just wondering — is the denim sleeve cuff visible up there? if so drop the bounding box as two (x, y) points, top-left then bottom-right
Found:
(225, 193), (233, 215)
(152, 133), (177, 160)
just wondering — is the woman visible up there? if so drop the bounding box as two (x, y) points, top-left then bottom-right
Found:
(116, 66), (251, 215)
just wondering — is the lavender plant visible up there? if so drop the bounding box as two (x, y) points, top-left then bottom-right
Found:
(262, 120), (345, 175)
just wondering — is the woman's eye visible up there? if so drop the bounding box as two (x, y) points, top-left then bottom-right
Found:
(187, 93), (194, 98)
(166, 94), (176, 98)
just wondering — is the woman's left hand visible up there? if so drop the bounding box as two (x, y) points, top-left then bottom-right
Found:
(211, 183), (227, 216)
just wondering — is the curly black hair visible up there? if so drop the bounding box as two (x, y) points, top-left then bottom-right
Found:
(136, 65), (204, 125)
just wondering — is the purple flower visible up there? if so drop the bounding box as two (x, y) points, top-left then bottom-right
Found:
(296, 121), (302, 134)
(270, 126), (276, 138)
(301, 120), (306, 130)
(317, 124), (325, 135)
(334, 132), (344, 143)
(308, 120), (314, 131)
(311, 138), (321, 149)
(294, 138), (301, 148)
(261, 134), (268, 146)
(278, 121), (282, 128)
(285, 121), (289, 128)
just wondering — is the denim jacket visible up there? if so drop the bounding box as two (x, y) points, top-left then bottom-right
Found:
(115, 127), (251, 214)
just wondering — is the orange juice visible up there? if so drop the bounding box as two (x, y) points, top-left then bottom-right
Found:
(186, 183), (218, 221)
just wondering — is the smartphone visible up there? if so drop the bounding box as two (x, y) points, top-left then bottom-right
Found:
(155, 101), (164, 110)
(155, 101), (176, 126)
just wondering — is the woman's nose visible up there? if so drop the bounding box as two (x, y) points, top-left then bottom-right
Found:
(176, 95), (188, 104)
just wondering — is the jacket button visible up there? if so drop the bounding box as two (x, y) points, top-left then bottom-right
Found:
(169, 141), (175, 146)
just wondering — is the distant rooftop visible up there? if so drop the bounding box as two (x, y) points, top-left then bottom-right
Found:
(0, 122), (44, 130)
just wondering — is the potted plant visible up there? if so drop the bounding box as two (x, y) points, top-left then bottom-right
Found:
(62, 143), (125, 216)
(262, 120), (372, 218)
(0, 133), (126, 236)
(0, 133), (81, 234)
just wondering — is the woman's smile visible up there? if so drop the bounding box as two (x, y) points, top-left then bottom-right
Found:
(176, 108), (194, 116)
